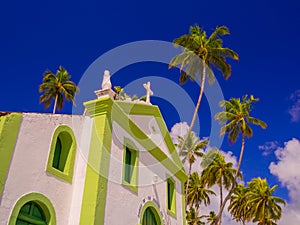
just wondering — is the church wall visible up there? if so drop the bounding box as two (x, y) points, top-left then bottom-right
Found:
(0, 113), (91, 225)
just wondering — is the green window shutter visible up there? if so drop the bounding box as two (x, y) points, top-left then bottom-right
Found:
(166, 177), (177, 218)
(52, 137), (62, 170)
(167, 181), (172, 210)
(122, 138), (139, 194)
(125, 147), (132, 183)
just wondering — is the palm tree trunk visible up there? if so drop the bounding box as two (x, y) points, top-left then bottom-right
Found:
(235, 134), (245, 179)
(185, 162), (193, 207)
(179, 59), (206, 154)
(213, 135), (245, 225)
(195, 200), (200, 219)
(220, 178), (223, 209)
(218, 183), (223, 225)
(53, 94), (58, 114)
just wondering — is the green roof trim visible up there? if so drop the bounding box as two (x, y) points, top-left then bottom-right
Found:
(112, 102), (187, 181)
(115, 101), (187, 181)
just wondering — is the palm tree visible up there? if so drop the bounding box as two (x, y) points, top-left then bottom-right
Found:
(198, 211), (217, 225)
(176, 131), (208, 205)
(39, 66), (79, 114)
(228, 184), (249, 225)
(186, 207), (205, 225)
(213, 95), (267, 225)
(186, 172), (215, 217)
(246, 178), (285, 225)
(169, 24), (239, 155)
(201, 149), (241, 210)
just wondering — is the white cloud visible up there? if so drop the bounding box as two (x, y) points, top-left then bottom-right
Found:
(288, 90), (300, 122)
(258, 141), (280, 156)
(269, 138), (300, 225)
(169, 122), (189, 144)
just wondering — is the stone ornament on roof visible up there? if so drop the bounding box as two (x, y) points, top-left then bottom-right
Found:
(101, 70), (112, 90)
(95, 70), (116, 99)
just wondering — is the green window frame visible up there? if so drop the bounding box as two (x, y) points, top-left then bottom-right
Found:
(166, 176), (177, 218)
(46, 125), (77, 183)
(122, 138), (139, 194)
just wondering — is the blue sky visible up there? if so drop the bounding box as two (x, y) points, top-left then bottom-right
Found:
(1, 1), (300, 223)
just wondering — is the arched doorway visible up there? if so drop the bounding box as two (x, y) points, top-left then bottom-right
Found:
(140, 201), (163, 225)
(9, 193), (56, 225)
(142, 207), (159, 225)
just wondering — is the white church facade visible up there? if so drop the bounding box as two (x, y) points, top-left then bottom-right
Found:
(0, 73), (187, 225)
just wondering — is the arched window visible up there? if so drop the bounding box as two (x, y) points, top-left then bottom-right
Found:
(46, 125), (77, 183)
(9, 193), (56, 225)
(16, 201), (47, 224)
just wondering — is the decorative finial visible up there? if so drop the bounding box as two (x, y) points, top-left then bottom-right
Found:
(101, 70), (112, 90)
(143, 81), (153, 104)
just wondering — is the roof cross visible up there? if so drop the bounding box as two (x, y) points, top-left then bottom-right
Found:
(143, 81), (153, 104)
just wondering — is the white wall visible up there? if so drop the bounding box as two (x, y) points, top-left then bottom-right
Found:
(0, 113), (92, 225)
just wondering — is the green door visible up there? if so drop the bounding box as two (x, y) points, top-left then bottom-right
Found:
(142, 207), (159, 225)
(16, 201), (47, 225)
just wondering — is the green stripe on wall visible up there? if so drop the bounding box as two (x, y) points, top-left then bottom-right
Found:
(0, 113), (22, 196)
(80, 101), (113, 225)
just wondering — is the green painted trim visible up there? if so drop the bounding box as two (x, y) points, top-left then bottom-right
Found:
(138, 201), (164, 225)
(0, 113), (22, 197)
(122, 138), (139, 194)
(166, 175), (177, 218)
(46, 125), (77, 184)
(115, 101), (186, 181)
(8, 192), (56, 225)
(111, 102), (188, 182)
(83, 96), (113, 118)
(80, 100), (113, 225)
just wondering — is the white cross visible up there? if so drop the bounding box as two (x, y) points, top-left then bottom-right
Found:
(143, 81), (153, 104)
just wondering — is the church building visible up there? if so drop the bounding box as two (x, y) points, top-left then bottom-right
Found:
(0, 71), (187, 225)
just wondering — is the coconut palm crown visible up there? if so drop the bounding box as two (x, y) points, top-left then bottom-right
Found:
(169, 24), (239, 160)
(39, 66), (79, 114)
(213, 95), (267, 225)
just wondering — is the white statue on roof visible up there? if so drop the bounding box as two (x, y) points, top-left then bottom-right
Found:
(143, 81), (153, 104)
(101, 70), (112, 90)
